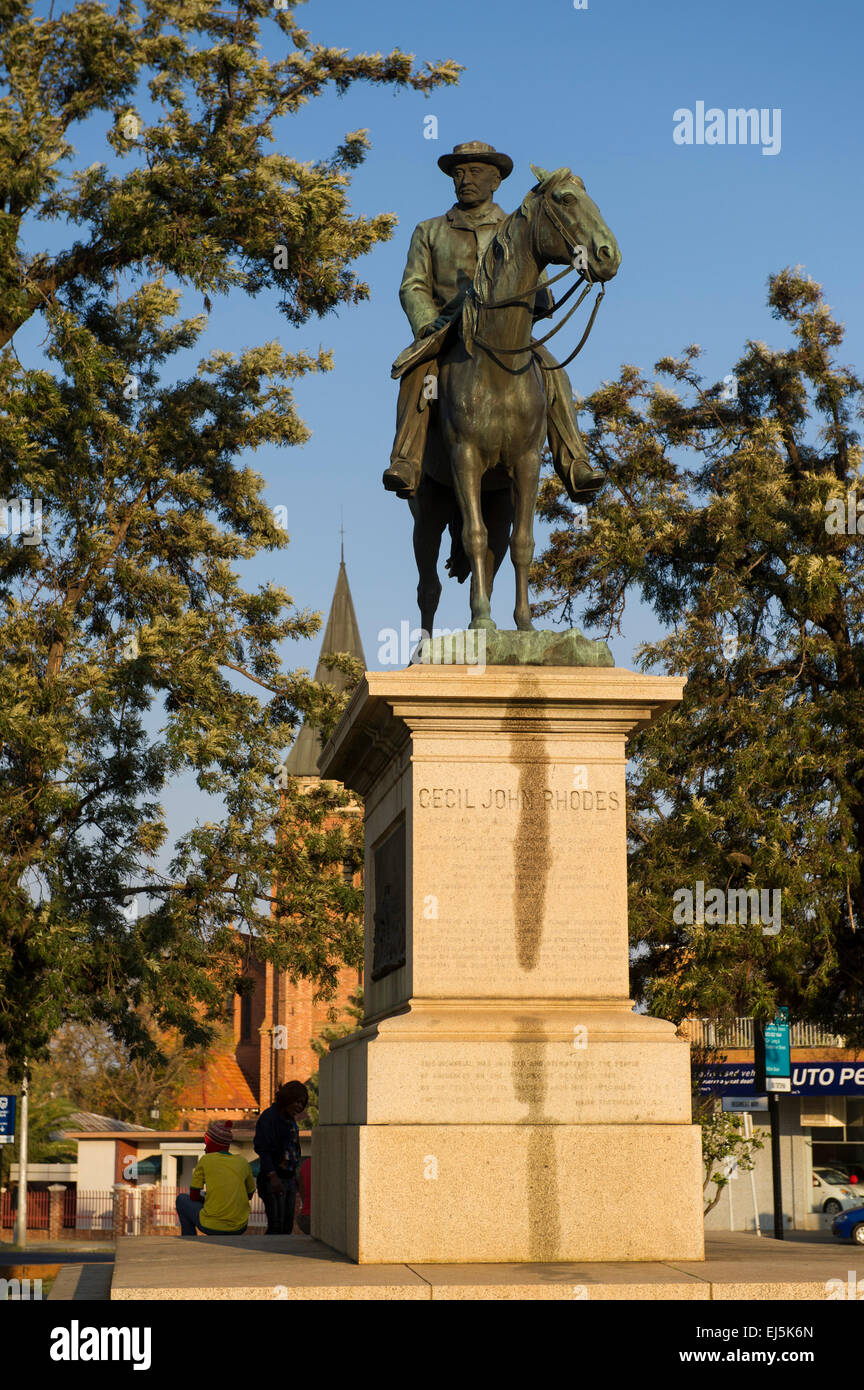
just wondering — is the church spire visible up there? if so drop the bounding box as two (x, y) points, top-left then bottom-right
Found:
(283, 551), (365, 776)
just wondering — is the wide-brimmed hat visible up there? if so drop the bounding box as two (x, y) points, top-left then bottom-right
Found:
(437, 141), (513, 179)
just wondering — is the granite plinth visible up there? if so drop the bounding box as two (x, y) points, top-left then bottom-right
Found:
(314, 1123), (703, 1265)
(416, 627), (613, 667)
(313, 666), (703, 1263)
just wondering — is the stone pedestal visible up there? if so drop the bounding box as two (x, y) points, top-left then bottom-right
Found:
(312, 666), (704, 1264)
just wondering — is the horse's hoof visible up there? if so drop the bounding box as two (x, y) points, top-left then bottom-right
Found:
(469, 617), (497, 631)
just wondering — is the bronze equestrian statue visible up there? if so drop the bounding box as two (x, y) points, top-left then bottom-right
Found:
(384, 140), (621, 633)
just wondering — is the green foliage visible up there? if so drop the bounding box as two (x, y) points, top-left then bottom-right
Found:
(533, 270), (864, 1042)
(44, 1020), (202, 1129)
(698, 1098), (764, 1217)
(0, 0), (461, 349)
(0, 1069), (76, 1188)
(305, 987), (364, 1125)
(0, 1), (459, 1079)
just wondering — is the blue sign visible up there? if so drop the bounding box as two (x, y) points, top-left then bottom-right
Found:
(698, 1063), (864, 1096)
(764, 1008), (791, 1078)
(0, 1095), (15, 1145)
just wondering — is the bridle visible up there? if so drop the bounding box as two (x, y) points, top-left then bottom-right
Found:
(465, 190), (607, 371)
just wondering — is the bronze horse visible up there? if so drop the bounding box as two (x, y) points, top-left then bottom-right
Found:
(408, 166), (621, 632)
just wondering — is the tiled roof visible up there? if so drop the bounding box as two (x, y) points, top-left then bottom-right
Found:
(59, 1110), (152, 1134)
(176, 1047), (259, 1111)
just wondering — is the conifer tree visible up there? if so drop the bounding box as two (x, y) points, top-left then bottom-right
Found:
(0, 0), (459, 1077)
(533, 270), (864, 1043)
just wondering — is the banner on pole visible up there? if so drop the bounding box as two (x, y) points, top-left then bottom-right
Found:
(0, 1095), (16, 1145)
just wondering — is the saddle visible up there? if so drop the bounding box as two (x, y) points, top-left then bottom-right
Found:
(391, 298), (549, 381)
(390, 316), (457, 381)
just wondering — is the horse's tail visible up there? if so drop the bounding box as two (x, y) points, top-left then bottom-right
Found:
(444, 506), (470, 584)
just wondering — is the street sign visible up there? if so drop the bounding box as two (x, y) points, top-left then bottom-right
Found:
(750, 1012), (792, 1240)
(0, 1094), (15, 1145)
(699, 1063), (864, 1095)
(764, 1007), (791, 1080)
(722, 1096), (768, 1112)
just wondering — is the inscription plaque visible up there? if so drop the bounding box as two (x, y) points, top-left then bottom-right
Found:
(371, 819), (406, 981)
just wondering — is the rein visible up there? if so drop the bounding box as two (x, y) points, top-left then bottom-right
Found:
(466, 192), (606, 371)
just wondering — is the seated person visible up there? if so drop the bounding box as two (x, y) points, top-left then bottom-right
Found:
(175, 1120), (255, 1237)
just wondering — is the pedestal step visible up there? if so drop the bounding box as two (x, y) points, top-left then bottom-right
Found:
(320, 1000), (694, 1126)
(313, 1123), (704, 1264)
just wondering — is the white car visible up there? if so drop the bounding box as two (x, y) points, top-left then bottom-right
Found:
(812, 1167), (864, 1214)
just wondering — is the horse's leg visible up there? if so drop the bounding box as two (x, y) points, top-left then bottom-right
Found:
(409, 480), (447, 635)
(482, 488), (513, 606)
(451, 444), (494, 630)
(511, 451), (541, 631)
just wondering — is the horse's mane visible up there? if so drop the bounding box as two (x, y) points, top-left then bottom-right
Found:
(462, 193), (537, 354)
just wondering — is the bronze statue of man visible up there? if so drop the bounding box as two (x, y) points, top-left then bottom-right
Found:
(383, 140), (604, 503)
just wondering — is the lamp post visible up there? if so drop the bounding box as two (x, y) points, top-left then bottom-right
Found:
(13, 1068), (29, 1250)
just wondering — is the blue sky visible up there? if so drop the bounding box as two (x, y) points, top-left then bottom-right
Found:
(21, 0), (864, 857)
(247, 0), (864, 668)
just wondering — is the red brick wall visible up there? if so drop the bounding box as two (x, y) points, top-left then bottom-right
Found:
(234, 954), (266, 1099)
(270, 964), (362, 1094)
(115, 1139), (137, 1185)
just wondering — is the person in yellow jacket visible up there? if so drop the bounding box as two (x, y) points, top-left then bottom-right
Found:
(175, 1119), (255, 1237)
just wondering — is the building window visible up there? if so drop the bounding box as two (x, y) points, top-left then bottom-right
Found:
(240, 993), (252, 1042)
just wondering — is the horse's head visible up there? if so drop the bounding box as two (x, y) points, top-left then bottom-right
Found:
(527, 165), (621, 282)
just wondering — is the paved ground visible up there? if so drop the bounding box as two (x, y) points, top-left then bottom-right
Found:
(0, 1244), (115, 1301)
(106, 1230), (863, 1301)
(47, 1264), (115, 1300)
(0, 1245), (114, 1261)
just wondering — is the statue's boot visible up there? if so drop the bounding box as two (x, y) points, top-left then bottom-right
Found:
(535, 344), (605, 503)
(383, 457), (419, 498)
(383, 362), (432, 498)
(550, 432), (606, 504)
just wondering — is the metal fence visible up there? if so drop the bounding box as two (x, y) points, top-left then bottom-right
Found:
(1, 1185), (273, 1237)
(0, 1188), (50, 1230)
(681, 1017), (847, 1048)
(73, 1189), (116, 1234)
(153, 1186), (269, 1234)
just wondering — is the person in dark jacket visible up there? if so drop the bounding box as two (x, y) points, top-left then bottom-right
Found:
(254, 1081), (308, 1235)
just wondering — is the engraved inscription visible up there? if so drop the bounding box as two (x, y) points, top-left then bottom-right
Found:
(409, 1054), (665, 1120)
(417, 786), (619, 811)
(371, 819), (406, 982)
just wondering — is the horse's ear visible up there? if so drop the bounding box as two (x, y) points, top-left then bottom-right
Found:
(530, 163), (551, 188)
